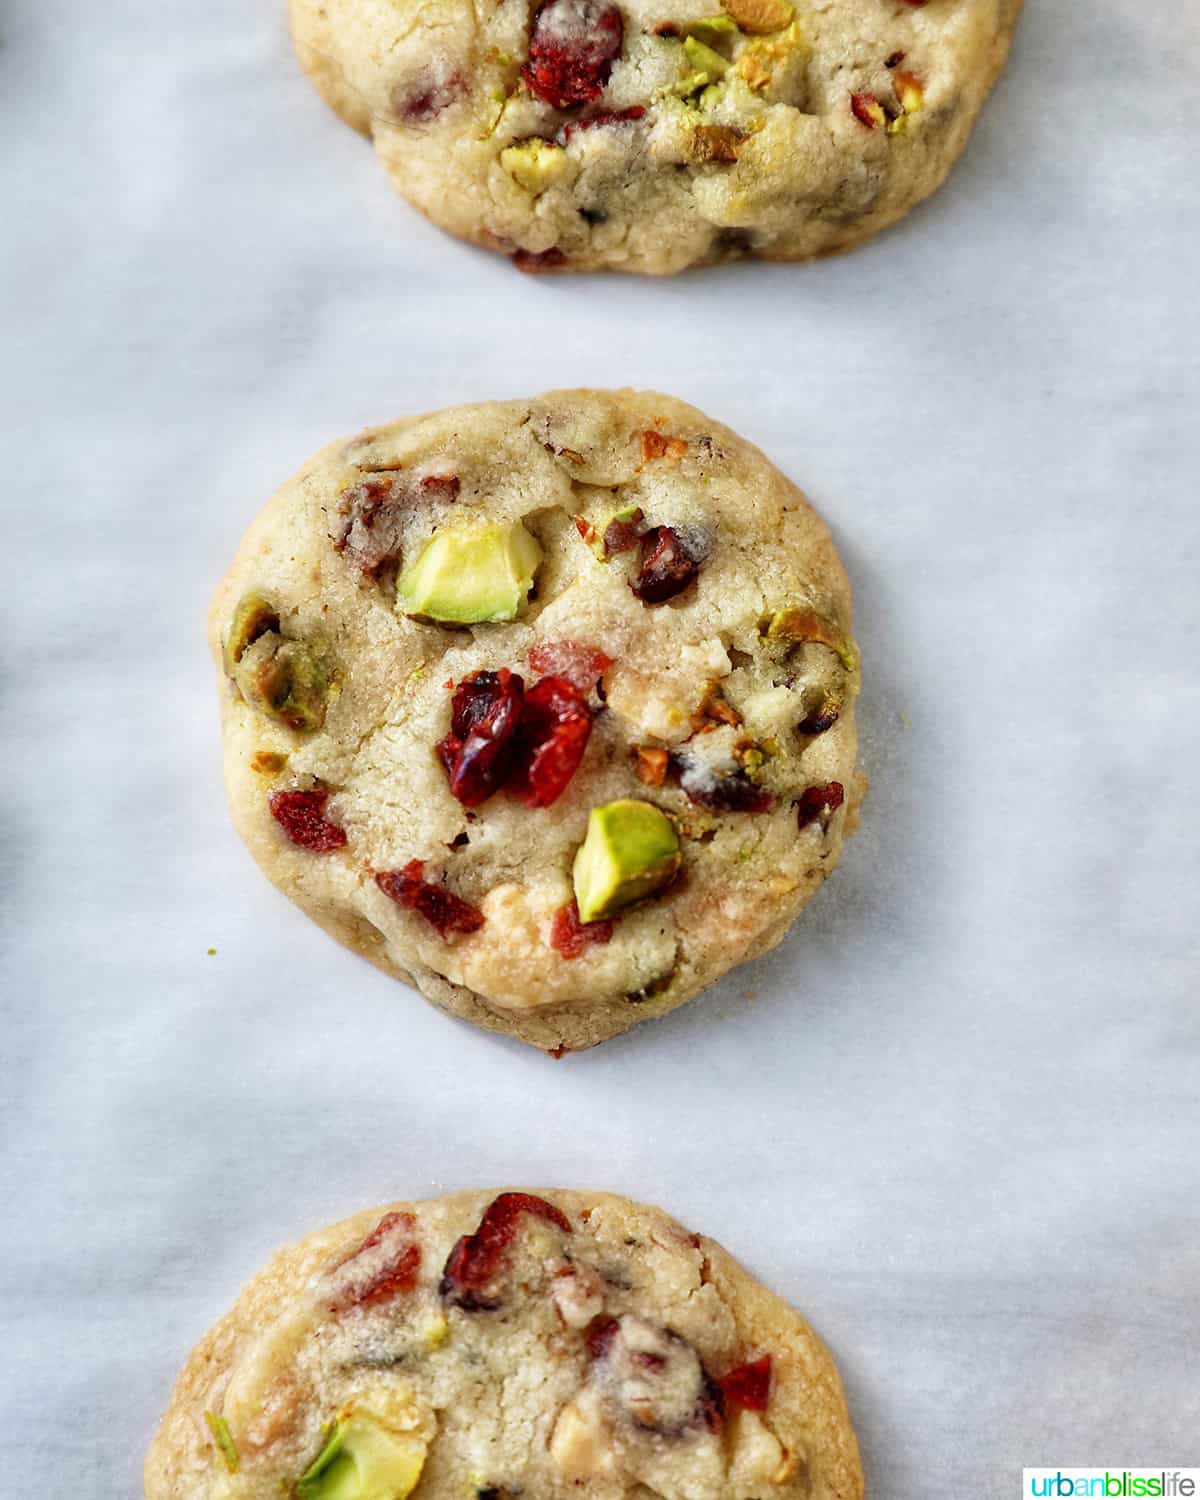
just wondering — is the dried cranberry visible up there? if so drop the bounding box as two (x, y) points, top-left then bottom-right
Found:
(522, 0), (624, 110)
(391, 67), (463, 124)
(335, 472), (459, 577)
(512, 247), (568, 274)
(718, 1355), (772, 1412)
(528, 641), (612, 695)
(334, 476), (408, 577)
(330, 1212), (422, 1309)
(700, 1379), (725, 1433)
(437, 670), (526, 807)
(851, 92), (884, 129)
(269, 789), (347, 851)
(419, 473), (461, 500)
(550, 898), (614, 958)
(509, 676), (592, 808)
(795, 781), (845, 827)
(586, 1314), (621, 1358)
(587, 1315), (722, 1435)
(440, 1192), (571, 1311)
(630, 526), (703, 605)
(603, 507), (644, 558)
(674, 758), (773, 814)
(376, 861), (485, 938)
(560, 104), (645, 141)
(798, 698), (841, 736)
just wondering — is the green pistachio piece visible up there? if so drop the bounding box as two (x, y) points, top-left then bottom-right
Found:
(397, 520), (542, 624)
(297, 1414), (427, 1500)
(573, 800), (682, 923)
(683, 35), (730, 78)
(234, 636), (331, 733)
(223, 593), (280, 674)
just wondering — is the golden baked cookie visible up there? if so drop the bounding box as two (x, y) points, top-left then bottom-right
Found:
(145, 1188), (864, 1499)
(209, 390), (864, 1051)
(290, 0), (1022, 273)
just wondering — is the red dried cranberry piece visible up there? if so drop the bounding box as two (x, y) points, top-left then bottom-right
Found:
(630, 526), (703, 605)
(795, 781), (845, 827)
(522, 0), (624, 109)
(674, 758), (773, 814)
(335, 472), (460, 577)
(700, 1383), (724, 1432)
(391, 67), (464, 124)
(512, 247), (568, 274)
(269, 789), (347, 851)
(437, 669), (526, 807)
(603, 507), (644, 558)
(528, 641), (612, 696)
(718, 1355), (772, 1412)
(798, 699), (841, 736)
(376, 860), (485, 938)
(550, 898), (614, 958)
(586, 1315), (621, 1358)
(330, 1211), (422, 1309)
(334, 477), (408, 577)
(560, 104), (645, 141)
(587, 1315), (723, 1435)
(419, 473), (461, 500)
(509, 675), (592, 808)
(440, 1192), (571, 1311)
(851, 92), (884, 128)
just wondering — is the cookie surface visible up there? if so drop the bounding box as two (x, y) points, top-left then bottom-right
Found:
(209, 390), (863, 1052)
(145, 1188), (863, 1500)
(290, 0), (1021, 274)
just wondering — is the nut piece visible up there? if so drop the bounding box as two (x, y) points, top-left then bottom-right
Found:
(549, 1392), (614, 1481)
(642, 430), (689, 462)
(894, 69), (925, 115)
(727, 1410), (788, 1491)
(764, 606), (858, 671)
(551, 1262), (606, 1328)
(500, 140), (570, 194)
(635, 746), (669, 787)
(249, 750), (288, 775)
(720, 0), (794, 34)
(223, 593), (279, 674)
(235, 636), (331, 733)
(690, 125), (746, 164)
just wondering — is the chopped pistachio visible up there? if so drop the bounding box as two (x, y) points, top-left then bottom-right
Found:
(204, 1411), (240, 1474)
(684, 13), (737, 41)
(683, 35), (730, 78)
(423, 1315), (450, 1350)
(500, 139), (570, 194)
(235, 637), (332, 733)
(763, 606), (858, 672)
(250, 750), (289, 775)
(223, 593), (279, 675)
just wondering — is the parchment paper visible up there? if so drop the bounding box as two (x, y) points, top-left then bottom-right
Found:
(1, 1), (1197, 1493)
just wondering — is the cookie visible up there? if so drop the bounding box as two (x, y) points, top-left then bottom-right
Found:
(144, 1188), (864, 1500)
(209, 389), (864, 1052)
(290, 0), (1021, 274)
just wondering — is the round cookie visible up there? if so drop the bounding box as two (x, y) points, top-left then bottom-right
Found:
(289, 0), (1021, 275)
(145, 1187), (864, 1500)
(209, 390), (864, 1052)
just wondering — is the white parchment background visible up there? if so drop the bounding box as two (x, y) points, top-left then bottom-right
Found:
(1, 1), (1197, 1493)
